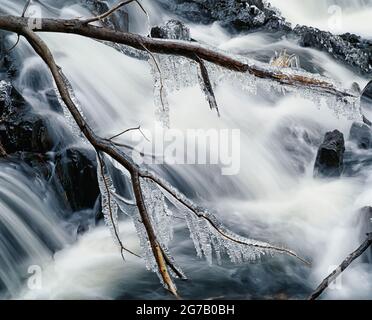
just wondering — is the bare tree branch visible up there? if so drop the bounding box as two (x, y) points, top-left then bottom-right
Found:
(131, 172), (180, 298)
(0, 16), (357, 99)
(22, 0), (32, 18)
(0, 11), (311, 297)
(308, 233), (372, 300)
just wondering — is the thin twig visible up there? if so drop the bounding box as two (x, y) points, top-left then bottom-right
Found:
(194, 54), (220, 116)
(22, 0), (32, 17)
(5, 35), (20, 53)
(5, 0), (32, 53)
(83, 0), (135, 25)
(109, 125), (149, 142)
(308, 233), (372, 300)
(140, 43), (167, 113)
(97, 151), (140, 259)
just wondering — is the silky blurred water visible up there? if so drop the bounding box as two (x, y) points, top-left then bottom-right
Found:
(0, 0), (372, 299)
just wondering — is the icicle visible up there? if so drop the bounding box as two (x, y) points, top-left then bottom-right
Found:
(158, 183), (284, 266)
(128, 177), (186, 286)
(140, 178), (174, 247)
(148, 54), (200, 127)
(206, 54), (361, 120)
(52, 70), (89, 142)
(96, 152), (121, 249)
(131, 214), (158, 273)
(148, 55), (170, 128)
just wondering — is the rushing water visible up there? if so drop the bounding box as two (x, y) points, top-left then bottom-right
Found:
(1, 0), (372, 299)
(270, 0), (372, 38)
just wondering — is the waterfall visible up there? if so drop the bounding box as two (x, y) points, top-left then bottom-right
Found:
(270, 0), (372, 37)
(0, 163), (68, 298)
(0, 0), (372, 299)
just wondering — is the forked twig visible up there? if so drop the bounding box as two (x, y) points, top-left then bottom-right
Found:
(5, 0), (32, 53)
(140, 43), (167, 112)
(109, 125), (149, 142)
(82, 0), (148, 26)
(83, 0), (135, 25)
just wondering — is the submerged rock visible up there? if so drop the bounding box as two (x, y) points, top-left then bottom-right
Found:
(314, 130), (345, 178)
(349, 122), (372, 149)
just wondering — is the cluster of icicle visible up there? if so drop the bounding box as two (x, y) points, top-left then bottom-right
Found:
(147, 47), (362, 127)
(96, 156), (291, 288)
(96, 152), (121, 249)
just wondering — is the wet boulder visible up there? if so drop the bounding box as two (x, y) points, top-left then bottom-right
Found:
(349, 122), (372, 149)
(156, 0), (291, 34)
(54, 147), (99, 212)
(294, 26), (372, 76)
(314, 130), (345, 178)
(0, 83), (62, 154)
(151, 20), (191, 40)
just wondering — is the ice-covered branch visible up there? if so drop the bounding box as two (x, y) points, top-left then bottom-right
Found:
(82, 0), (137, 25)
(0, 11), (310, 297)
(0, 15), (357, 99)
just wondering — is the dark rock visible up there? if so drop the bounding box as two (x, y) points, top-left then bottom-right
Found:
(0, 82), (70, 154)
(151, 20), (191, 40)
(15, 151), (53, 179)
(156, 0), (291, 34)
(54, 147), (99, 212)
(314, 130), (345, 178)
(155, 1), (372, 75)
(349, 122), (371, 149)
(1, 28), (99, 217)
(44, 88), (64, 114)
(294, 25), (372, 75)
